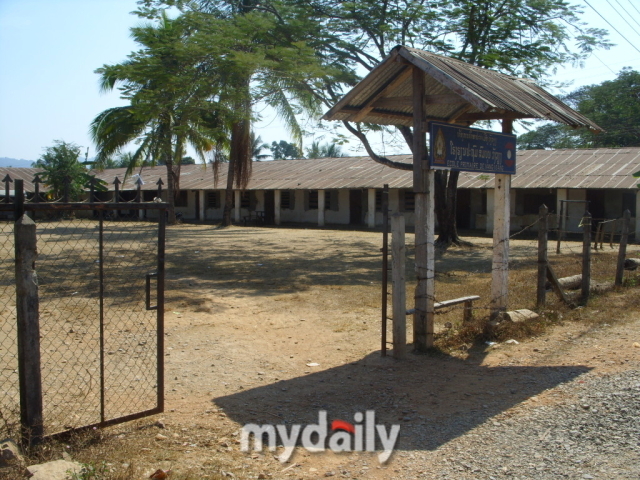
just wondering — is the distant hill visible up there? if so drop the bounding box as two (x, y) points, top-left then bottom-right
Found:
(0, 157), (35, 168)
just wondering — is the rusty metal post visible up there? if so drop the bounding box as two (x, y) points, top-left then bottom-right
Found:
(156, 209), (166, 412)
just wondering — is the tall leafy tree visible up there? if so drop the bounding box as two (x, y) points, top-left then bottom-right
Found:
(34, 140), (98, 201)
(269, 140), (302, 159)
(518, 69), (640, 149)
(137, 1), (342, 225)
(564, 68), (640, 147)
(296, 0), (610, 245)
(91, 12), (228, 223)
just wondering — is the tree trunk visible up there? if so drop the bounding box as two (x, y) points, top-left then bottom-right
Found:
(434, 170), (461, 246)
(165, 164), (177, 225)
(221, 151), (236, 226)
(222, 78), (252, 227)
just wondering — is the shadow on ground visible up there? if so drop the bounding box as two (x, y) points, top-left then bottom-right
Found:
(213, 344), (591, 453)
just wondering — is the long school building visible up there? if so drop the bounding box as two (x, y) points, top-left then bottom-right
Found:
(2, 147), (639, 240)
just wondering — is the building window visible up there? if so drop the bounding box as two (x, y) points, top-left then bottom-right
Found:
(403, 190), (415, 212)
(207, 191), (220, 208)
(375, 190), (385, 212)
(175, 191), (188, 207)
(281, 191), (295, 210)
(308, 191), (318, 210)
(241, 191), (250, 209)
(324, 190), (337, 210)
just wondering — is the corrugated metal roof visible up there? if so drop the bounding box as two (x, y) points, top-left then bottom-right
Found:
(322, 46), (602, 131)
(0, 167), (43, 194)
(1, 147), (638, 194)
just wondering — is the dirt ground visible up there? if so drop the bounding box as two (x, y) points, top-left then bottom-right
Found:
(3, 223), (640, 479)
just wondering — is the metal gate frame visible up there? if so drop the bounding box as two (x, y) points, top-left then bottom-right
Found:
(3, 179), (167, 446)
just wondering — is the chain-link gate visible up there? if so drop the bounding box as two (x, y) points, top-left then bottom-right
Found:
(1, 180), (166, 444)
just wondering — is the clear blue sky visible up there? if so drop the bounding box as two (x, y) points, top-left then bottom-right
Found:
(1, 0), (639, 161)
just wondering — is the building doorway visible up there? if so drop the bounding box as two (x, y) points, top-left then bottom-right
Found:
(349, 190), (363, 225)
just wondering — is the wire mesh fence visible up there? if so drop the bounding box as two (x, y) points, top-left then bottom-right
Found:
(1, 205), (165, 441)
(0, 220), (20, 438)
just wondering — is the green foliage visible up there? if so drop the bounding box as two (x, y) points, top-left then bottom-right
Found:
(91, 13), (228, 173)
(68, 462), (109, 480)
(34, 140), (106, 200)
(518, 69), (640, 149)
(251, 132), (270, 161)
(565, 68), (640, 147)
(306, 140), (345, 158)
(517, 124), (582, 150)
(269, 140), (302, 159)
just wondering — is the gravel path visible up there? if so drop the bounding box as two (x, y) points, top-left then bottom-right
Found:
(394, 368), (640, 479)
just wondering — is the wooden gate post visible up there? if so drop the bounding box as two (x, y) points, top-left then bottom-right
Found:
(615, 210), (631, 286)
(391, 213), (406, 359)
(581, 211), (592, 303)
(537, 204), (549, 307)
(491, 119), (513, 319)
(412, 66), (435, 351)
(15, 212), (44, 447)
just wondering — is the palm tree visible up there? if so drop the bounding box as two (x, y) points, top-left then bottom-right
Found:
(91, 13), (227, 223)
(306, 141), (345, 159)
(251, 132), (270, 161)
(166, 1), (327, 226)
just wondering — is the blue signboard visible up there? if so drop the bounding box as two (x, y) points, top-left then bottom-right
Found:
(429, 122), (517, 174)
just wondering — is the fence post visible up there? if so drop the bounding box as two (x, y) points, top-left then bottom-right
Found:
(381, 184), (389, 357)
(14, 179), (24, 220)
(581, 211), (592, 303)
(15, 212), (43, 447)
(609, 219), (617, 248)
(594, 221), (602, 251)
(391, 213), (406, 359)
(537, 204), (548, 307)
(615, 210), (631, 286)
(556, 201), (564, 254)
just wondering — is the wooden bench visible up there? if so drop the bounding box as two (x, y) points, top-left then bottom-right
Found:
(242, 210), (265, 226)
(406, 295), (480, 322)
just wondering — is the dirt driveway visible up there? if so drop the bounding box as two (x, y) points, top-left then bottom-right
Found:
(125, 225), (638, 479)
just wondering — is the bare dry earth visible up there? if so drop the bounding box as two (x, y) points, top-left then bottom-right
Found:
(7, 224), (640, 480)
(124, 225), (640, 479)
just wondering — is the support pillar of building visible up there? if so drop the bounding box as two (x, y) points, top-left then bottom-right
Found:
(274, 190), (281, 226)
(234, 190), (241, 224)
(318, 189), (325, 226)
(367, 188), (376, 228)
(199, 191), (205, 221)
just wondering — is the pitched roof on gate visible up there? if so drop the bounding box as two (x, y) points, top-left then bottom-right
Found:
(322, 46), (602, 131)
(1, 147), (638, 194)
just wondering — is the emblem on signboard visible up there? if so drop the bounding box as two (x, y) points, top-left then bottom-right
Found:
(505, 142), (515, 168)
(433, 128), (447, 164)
